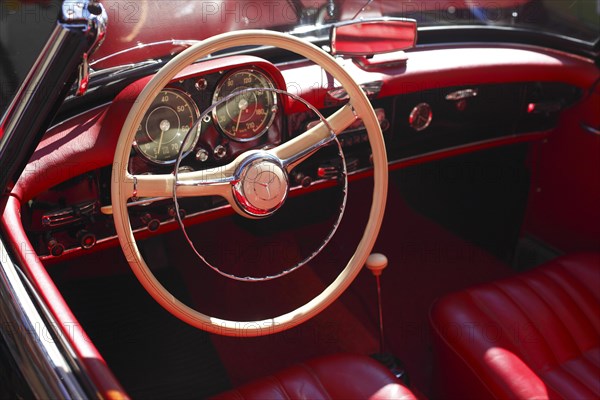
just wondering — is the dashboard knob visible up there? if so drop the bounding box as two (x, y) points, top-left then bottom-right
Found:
(293, 172), (312, 188)
(147, 219), (160, 232)
(300, 175), (312, 187)
(47, 238), (65, 257)
(168, 207), (186, 220)
(214, 145), (227, 159)
(196, 148), (209, 162)
(76, 230), (96, 249)
(195, 78), (208, 91)
(141, 213), (160, 232)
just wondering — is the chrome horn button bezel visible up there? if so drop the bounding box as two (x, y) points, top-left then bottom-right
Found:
(232, 152), (289, 218)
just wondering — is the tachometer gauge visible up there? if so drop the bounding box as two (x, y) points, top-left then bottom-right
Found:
(134, 88), (200, 164)
(212, 69), (277, 142)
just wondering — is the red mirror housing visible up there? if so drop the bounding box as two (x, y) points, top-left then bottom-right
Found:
(330, 18), (417, 56)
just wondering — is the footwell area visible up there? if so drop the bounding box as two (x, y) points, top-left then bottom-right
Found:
(54, 269), (231, 399)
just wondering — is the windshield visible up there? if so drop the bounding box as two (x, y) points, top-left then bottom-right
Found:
(1, 0), (598, 116)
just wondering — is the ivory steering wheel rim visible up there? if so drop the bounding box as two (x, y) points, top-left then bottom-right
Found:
(111, 30), (388, 337)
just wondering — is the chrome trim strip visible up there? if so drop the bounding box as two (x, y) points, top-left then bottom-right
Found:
(446, 88), (479, 101)
(42, 200), (98, 228)
(0, 238), (88, 398)
(581, 122), (600, 136)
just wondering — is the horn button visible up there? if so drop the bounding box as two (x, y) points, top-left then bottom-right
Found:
(232, 157), (289, 217)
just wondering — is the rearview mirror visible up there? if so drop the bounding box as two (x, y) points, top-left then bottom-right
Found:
(330, 18), (417, 56)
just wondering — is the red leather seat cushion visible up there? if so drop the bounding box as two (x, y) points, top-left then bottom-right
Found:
(430, 253), (600, 399)
(211, 353), (417, 399)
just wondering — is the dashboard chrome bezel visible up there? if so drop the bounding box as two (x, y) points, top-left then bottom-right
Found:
(132, 86), (201, 165)
(211, 68), (278, 143)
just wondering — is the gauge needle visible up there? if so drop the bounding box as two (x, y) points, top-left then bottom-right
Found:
(234, 98), (249, 134)
(157, 119), (170, 156)
(157, 131), (164, 156)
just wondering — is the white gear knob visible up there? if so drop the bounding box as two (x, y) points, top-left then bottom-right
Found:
(366, 253), (388, 277)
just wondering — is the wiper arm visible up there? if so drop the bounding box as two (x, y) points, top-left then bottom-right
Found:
(89, 59), (161, 78)
(89, 39), (200, 67)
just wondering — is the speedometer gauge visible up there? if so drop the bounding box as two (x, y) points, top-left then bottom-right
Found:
(134, 88), (200, 164)
(212, 69), (277, 142)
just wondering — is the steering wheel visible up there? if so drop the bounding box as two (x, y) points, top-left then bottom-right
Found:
(112, 30), (388, 337)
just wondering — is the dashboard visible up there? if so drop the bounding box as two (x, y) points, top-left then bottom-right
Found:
(16, 49), (587, 261)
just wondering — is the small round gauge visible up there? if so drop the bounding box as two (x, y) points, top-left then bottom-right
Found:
(212, 69), (277, 142)
(409, 102), (433, 132)
(134, 88), (200, 164)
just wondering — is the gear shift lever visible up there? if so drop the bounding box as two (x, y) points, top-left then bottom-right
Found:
(366, 253), (410, 385)
(366, 253), (388, 353)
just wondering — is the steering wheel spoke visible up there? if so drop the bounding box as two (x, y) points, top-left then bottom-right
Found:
(271, 103), (358, 171)
(126, 166), (236, 199)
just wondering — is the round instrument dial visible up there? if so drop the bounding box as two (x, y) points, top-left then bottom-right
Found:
(212, 69), (277, 142)
(134, 88), (200, 164)
(409, 102), (433, 132)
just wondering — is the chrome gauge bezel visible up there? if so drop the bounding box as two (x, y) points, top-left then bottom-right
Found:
(133, 87), (201, 165)
(212, 68), (278, 143)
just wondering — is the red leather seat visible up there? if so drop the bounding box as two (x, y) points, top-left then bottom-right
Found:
(211, 353), (418, 399)
(430, 253), (600, 399)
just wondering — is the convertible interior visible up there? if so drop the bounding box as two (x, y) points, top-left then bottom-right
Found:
(0, 0), (599, 399)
